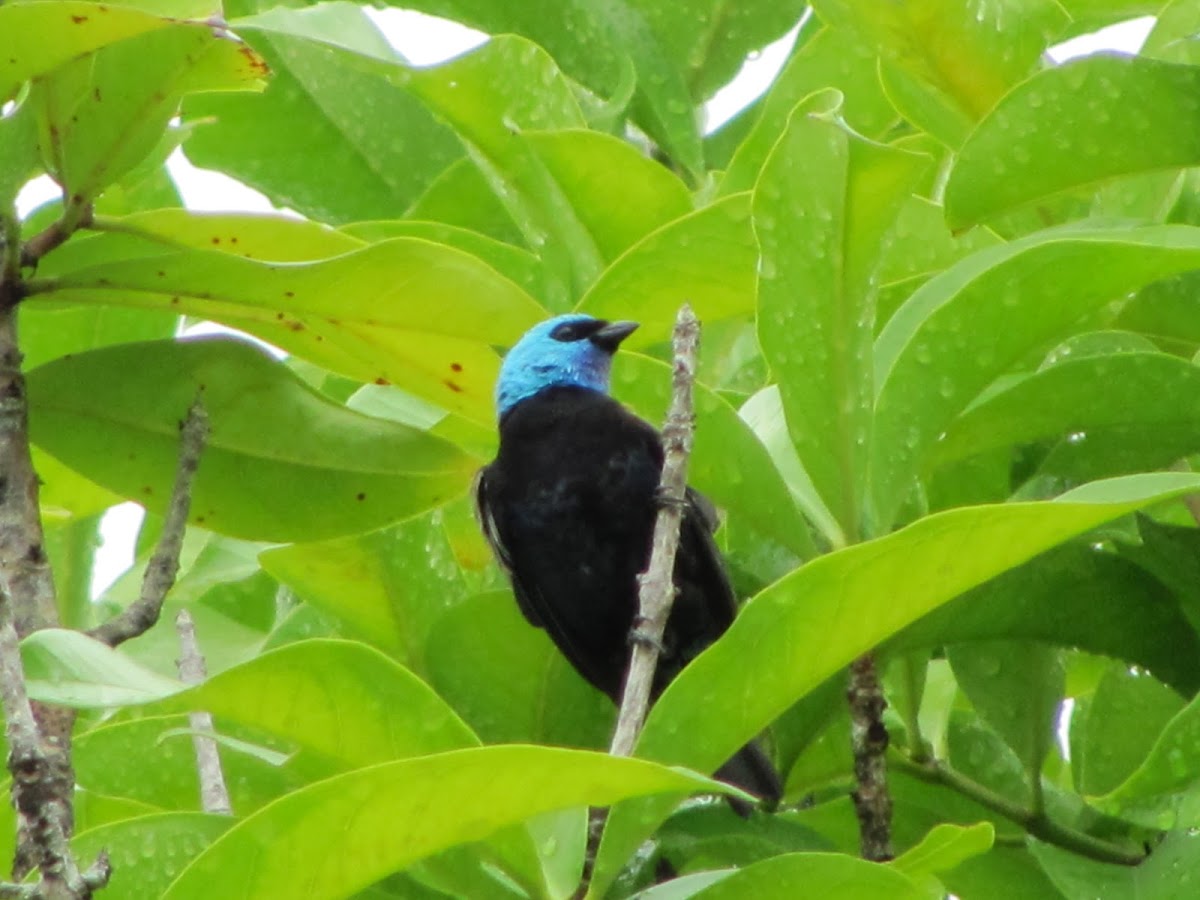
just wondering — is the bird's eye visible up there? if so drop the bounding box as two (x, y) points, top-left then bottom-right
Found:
(549, 320), (604, 342)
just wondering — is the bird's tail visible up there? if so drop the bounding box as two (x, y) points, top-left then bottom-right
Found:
(714, 740), (782, 816)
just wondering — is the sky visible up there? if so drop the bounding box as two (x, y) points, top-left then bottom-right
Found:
(9, 10), (1158, 595)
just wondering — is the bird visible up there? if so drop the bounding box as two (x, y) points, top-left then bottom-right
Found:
(475, 313), (782, 810)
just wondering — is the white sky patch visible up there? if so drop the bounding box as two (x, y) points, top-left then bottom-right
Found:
(1048, 16), (1155, 62)
(166, 147), (280, 214)
(705, 20), (804, 133)
(364, 7), (487, 65)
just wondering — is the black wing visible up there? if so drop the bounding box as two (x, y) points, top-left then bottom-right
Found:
(473, 465), (543, 629)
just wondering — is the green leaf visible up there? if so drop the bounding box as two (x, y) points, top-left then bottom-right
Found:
(154, 639), (479, 769)
(184, 5), (461, 223)
(65, 210), (367, 265)
(0, 100), (41, 207)
(739, 386), (840, 548)
(260, 511), (472, 666)
(722, 25), (901, 194)
(811, 0), (1067, 146)
(27, 337), (479, 542)
(528, 129), (691, 264)
(32, 234), (547, 424)
(45, 512), (102, 629)
(948, 641), (1064, 789)
(32, 23), (263, 207)
(0, 1), (176, 101)
(629, 0), (808, 104)
(1031, 830), (1200, 900)
(942, 845), (1066, 900)
(232, 12), (604, 296)
(162, 747), (729, 900)
(870, 226), (1200, 530)
(423, 591), (613, 748)
(578, 193), (757, 343)
(689, 851), (926, 899)
(382, 0), (705, 177)
(1093, 684), (1200, 827)
(613, 353), (813, 558)
(888, 543), (1200, 696)
(929, 352), (1200, 475)
(72, 714), (299, 813)
(946, 56), (1200, 229)
(889, 822), (995, 884)
(754, 101), (929, 539)
(591, 472), (1200, 895)
(1071, 661), (1185, 797)
(340, 219), (547, 306)
(71, 813), (233, 900)
(22, 628), (184, 707)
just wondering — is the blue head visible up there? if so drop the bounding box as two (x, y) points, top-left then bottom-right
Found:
(496, 314), (639, 417)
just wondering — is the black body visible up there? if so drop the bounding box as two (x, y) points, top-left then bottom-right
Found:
(476, 385), (781, 806)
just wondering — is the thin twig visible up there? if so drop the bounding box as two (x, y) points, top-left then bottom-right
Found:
(578, 307), (700, 896)
(609, 304), (700, 757)
(88, 400), (209, 647)
(175, 610), (232, 815)
(19, 205), (92, 269)
(894, 753), (1145, 866)
(848, 652), (894, 861)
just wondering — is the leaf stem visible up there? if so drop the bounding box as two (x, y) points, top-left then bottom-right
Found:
(894, 753), (1145, 866)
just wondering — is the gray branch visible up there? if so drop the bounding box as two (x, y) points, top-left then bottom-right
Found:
(175, 610), (231, 816)
(609, 304), (700, 759)
(849, 652), (894, 861)
(88, 400), (209, 648)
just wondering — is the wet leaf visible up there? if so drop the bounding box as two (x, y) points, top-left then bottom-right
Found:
(27, 337), (479, 541)
(32, 23), (263, 206)
(161, 747), (729, 900)
(946, 55), (1200, 228)
(591, 472), (1200, 895)
(578, 194), (757, 344)
(754, 100), (929, 539)
(30, 237), (546, 425)
(871, 226), (1200, 530)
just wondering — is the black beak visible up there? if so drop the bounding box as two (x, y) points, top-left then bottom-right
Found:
(589, 320), (639, 353)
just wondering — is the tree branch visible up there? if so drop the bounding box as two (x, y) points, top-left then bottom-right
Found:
(577, 306), (701, 896)
(610, 304), (700, 757)
(175, 610), (232, 815)
(88, 400), (208, 647)
(849, 652), (894, 861)
(894, 753), (1146, 866)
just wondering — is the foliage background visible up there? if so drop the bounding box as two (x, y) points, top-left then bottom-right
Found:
(4, 0), (1200, 897)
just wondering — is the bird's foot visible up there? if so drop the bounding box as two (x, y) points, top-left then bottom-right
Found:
(628, 617), (667, 653)
(653, 486), (688, 512)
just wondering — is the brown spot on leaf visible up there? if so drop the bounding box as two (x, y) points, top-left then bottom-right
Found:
(284, 291), (295, 298)
(70, 14), (88, 23)
(195, 515), (205, 524)
(170, 296), (180, 305)
(93, 87), (101, 101)
(157, 270), (165, 277)
(287, 321), (304, 332)
(211, 236), (220, 244)
(356, 492), (366, 501)
(230, 236), (238, 244)
(443, 380), (463, 393)
(275, 312), (285, 320)
(238, 45), (269, 76)
(142, 486), (153, 495)
(450, 362), (463, 373)
(374, 377), (390, 386)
